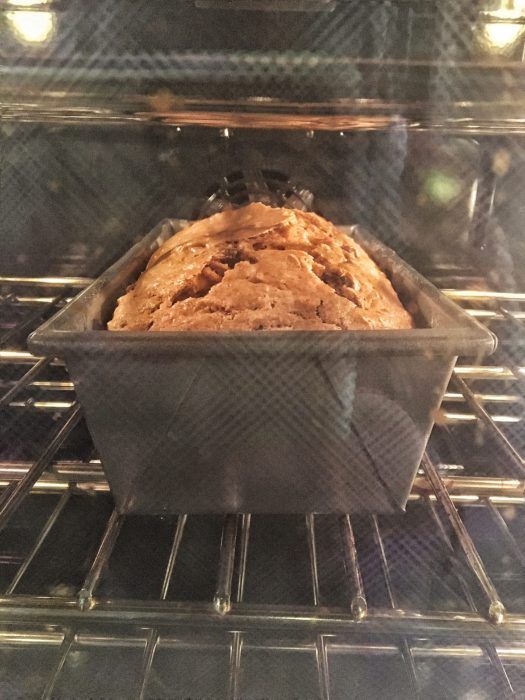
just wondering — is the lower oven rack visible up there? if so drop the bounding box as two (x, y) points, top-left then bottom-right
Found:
(0, 274), (524, 699)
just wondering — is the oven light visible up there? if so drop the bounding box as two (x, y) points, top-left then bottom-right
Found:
(6, 9), (55, 44)
(481, 0), (525, 51)
(483, 21), (524, 50)
(7, 0), (52, 5)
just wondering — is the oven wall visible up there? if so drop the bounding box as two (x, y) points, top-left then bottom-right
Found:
(2, 124), (524, 292)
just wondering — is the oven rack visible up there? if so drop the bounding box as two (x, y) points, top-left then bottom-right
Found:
(0, 276), (524, 698)
(4, 3), (525, 135)
(0, 627), (524, 700)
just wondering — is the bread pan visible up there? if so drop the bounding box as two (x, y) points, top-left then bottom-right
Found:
(29, 218), (496, 514)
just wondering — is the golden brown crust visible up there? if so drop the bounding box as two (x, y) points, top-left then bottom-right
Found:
(108, 203), (413, 332)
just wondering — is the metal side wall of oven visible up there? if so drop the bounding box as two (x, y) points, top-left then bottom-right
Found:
(1, 1), (525, 698)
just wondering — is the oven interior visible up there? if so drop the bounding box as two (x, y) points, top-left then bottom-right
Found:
(1, 1), (525, 698)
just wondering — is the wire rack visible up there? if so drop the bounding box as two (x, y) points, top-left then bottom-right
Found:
(0, 271), (524, 698)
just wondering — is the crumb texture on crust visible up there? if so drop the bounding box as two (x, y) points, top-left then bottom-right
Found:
(107, 203), (413, 331)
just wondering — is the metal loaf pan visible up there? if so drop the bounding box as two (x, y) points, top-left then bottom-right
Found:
(29, 219), (496, 514)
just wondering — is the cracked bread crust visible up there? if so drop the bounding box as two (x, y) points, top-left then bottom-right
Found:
(108, 203), (413, 331)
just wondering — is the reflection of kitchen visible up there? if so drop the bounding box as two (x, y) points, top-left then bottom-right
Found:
(5, 0), (56, 45)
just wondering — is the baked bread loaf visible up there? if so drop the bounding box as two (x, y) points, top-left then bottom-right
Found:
(108, 203), (413, 331)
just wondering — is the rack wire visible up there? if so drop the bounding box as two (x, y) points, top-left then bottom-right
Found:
(0, 274), (524, 698)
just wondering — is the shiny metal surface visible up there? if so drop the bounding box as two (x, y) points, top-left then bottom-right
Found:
(27, 224), (494, 515)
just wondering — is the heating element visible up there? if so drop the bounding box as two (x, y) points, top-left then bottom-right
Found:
(0, 268), (524, 698)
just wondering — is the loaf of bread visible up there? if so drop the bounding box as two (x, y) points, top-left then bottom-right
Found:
(108, 203), (413, 331)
